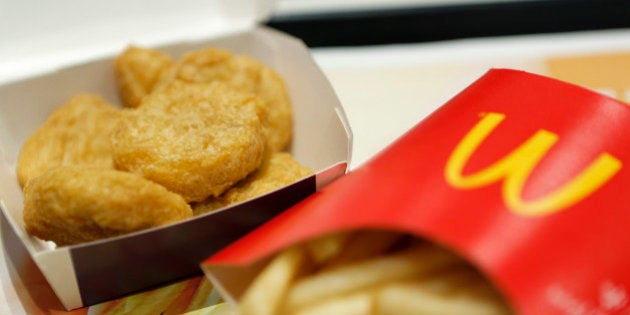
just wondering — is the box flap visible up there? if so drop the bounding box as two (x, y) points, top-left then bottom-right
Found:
(0, 0), (275, 84)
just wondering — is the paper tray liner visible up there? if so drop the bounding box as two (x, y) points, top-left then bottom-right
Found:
(203, 69), (630, 315)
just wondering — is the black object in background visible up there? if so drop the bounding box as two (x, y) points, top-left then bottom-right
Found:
(266, 0), (630, 47)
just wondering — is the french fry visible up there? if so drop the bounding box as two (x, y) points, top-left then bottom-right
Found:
(234, 230), (512, 315)
(284, 243), (460, 310)
(411, 265), (482, 292)
(288, 291), (374, 315)
(375, 277), (511, 315)
(304, 231), (350, 265)
(372, 264), (511, 315)
(323, 230), (403, 267)
(238, 246), (305, 315)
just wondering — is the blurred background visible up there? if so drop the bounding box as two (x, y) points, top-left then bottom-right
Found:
(268, 0), (630, 47)
(263, 0), (630, 167)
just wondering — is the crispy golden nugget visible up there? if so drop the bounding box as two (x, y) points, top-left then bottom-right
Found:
(111, 81), (268, 202)
(114, 45), (174, 108)
(159, 47), (293, 152)
(23, 167), (192, 246)
(193, 152), (313, 215)
(16, 94), (121, 188)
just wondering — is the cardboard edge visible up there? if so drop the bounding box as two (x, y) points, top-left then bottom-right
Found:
(315, 161), (348, 189)
(253, 26), (354, 169)
(1, 206), (81, 310)
(202, 257), (272, 307)
(33, 249), (81, 310)
(336, 106), (354, 167)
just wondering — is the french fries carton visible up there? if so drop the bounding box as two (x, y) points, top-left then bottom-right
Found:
(203, 69), (630, 315)
(0, 1), (351, 311)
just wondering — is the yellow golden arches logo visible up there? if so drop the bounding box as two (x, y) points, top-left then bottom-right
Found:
(445, 112), (622, 216)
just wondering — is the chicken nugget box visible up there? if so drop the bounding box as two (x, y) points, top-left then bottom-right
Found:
(203, 69), (630, 315)
(0, 1), (351, 310)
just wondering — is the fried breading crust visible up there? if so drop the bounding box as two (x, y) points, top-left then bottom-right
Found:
(114, 45), (174, 108)
(193, 152), (313, 215)
(158, 47), (293, 152)
(111, 81), (268, 202)
(16, 94), (121, 188)
(23, 167), (192, 246)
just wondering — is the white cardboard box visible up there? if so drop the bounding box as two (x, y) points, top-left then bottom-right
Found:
(0, 3), (351, 309)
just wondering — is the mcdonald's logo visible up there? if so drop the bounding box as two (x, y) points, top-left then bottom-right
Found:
(445, 112), (622, 216)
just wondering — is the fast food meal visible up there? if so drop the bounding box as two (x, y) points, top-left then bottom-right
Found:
(16, 94), (121, 187)
(23, 167), (192, 246)
(17, 45), (309, 246)
(237, 230), (512, 315)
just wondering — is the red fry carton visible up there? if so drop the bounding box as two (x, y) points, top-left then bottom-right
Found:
(202, 68), (630, 315)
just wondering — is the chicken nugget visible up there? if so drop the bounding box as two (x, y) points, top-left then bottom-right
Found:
(114, 45), (174, 108)
(193, 152), (313, 215)
(111, 81), (268, 202)
(16, 94), (121, 188)
(23, 167), (192, 246)
(159, 47), (293, 152)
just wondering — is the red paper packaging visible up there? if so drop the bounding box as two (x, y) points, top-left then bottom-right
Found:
(202, 69), (630, 315)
